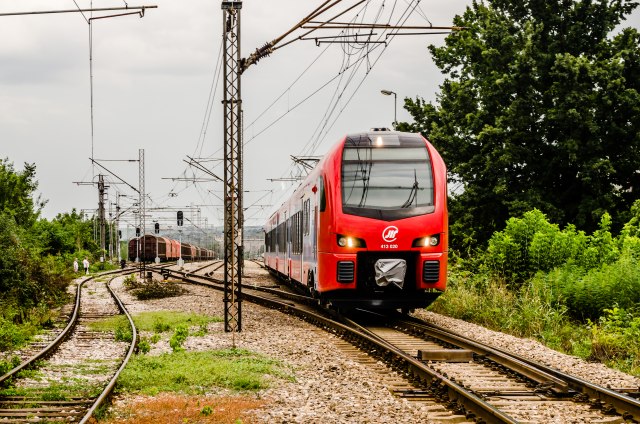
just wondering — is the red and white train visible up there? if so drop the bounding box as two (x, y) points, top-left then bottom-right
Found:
(264, 130), (448, 310)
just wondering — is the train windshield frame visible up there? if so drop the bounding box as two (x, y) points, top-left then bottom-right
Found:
(341, 133), (435, 221)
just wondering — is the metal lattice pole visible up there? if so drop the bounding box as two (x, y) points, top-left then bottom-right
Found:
(98, 174), (106, 262)
(222, 1), (243, 333)
(139, 148), (146, 278)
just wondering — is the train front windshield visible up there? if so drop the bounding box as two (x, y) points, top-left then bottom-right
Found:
(341, 133), (435, 220)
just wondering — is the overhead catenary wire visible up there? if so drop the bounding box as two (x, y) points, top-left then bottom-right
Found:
(263, 0), (430, 216)
(167, 1), (451, 228)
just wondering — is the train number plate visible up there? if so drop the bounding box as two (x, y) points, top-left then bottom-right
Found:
(380, 244), (398, 249)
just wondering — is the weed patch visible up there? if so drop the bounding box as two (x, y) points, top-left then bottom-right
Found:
(89, 311), (221, 335)
(116, 349), (294, 395)
(126, 278), (187, 300)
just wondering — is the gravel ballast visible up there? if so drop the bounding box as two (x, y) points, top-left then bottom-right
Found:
(106, 261), (640, 423)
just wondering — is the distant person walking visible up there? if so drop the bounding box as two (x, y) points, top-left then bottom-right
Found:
(73, 258), (79, 273)
(83, 257), (90, 275)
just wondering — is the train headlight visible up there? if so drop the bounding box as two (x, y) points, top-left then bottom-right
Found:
(337, 234), (366, 248)
(412, 235), (440, 247)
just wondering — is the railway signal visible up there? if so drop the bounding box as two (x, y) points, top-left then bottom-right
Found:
(177, 211), (184, 226)
(154, 222), (160, 234)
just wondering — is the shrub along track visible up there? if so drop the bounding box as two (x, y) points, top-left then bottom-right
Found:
(161, 262), (640, 423)
(0, 269), (138, 423)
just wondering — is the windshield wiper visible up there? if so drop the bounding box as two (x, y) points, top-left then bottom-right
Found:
(401, 169), (419, 208)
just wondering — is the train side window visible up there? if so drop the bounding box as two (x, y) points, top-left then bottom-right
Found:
(319, 175), (326, 212)
(303, 199), (310, 235)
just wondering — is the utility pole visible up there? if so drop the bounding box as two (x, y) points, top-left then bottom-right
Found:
(139, 149), (146, 278)
(222, 1), (243, 334)
(116, 193), (122, 261)
(98, 174), (106, 263)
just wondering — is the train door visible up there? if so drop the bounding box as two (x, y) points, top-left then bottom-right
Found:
(299, 195), (305, 284)
(285, 211), (290, 277)
(275, 214), (280, 272)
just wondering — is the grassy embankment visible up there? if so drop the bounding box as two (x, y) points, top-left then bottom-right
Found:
(92, 309), (294, 424)
(431, 207), (640, 377)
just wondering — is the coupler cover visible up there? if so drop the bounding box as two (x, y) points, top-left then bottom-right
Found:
(374, 259), (407, 289)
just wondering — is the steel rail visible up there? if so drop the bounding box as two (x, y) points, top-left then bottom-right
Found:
(177, 264), (640, 421)
(382, 315), (570, 394)
(163, 268), (518, 424)
(0, 268), (131, 387)
(80, 273), (139, 423)
(401, 315), (640, 421)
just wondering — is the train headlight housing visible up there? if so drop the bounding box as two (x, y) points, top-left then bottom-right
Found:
(337, 234), (366, 248)
(412, 234), (440, 247)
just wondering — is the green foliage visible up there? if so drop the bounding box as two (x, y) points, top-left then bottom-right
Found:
(114, 322), (133, 343)
(132, 311), (221, 332)
(128, 279), (187, 300)
(484, 209), (619, 287)
(137, 337), (151, 354)
(89, 311), (221, 335)
(169, 325), (189, 352)
(431, 271), (571, 341)
(589, 307), (640, 375)
(32, 210), (98, 257)
(0, 159), (44, 227)
(400, 1), (640, 252)
(0, 160), (104, 351)
(0, 315), (35, 351)
(0, 356), (21, 376)
(116, 349), (293, 395)
(122, 274), (138, 288)
(437, 204), (640, 376)
(153, 319), (172, 333)
(562, 255), (640, 320)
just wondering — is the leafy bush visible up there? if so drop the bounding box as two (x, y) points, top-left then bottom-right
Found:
(114, 322), (133, 343)
(122, 274), (139, 289)
(130, 280), (186, 300)
(137, 337), (151, 354)
(562, 254), (640, 320)
(0, 356), (21, 376)
(589, 307), (640, 374)
(484, 210), (619, 288)
(169, 325), (189, 352)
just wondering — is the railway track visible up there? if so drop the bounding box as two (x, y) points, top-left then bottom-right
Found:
(166, 262), (640, 423)
(0, 270), (138, 423)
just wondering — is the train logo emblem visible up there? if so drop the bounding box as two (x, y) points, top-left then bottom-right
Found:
(382, 226), (399, 242)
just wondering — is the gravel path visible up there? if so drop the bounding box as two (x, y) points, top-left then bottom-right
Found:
(106, 261), (640, 423)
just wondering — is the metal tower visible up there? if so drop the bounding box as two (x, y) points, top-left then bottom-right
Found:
(222, 0), (243, 333)
(139, 148), (146, 277)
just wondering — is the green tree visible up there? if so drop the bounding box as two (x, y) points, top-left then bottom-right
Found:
(34, 209), (99, 256)
(400, 0), (640, 252)
(0, 158), (46, 227)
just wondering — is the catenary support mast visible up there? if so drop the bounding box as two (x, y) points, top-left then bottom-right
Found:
(222, 1), (243, 333)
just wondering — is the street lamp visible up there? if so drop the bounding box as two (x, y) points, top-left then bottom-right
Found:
(380, 89), (397, 127)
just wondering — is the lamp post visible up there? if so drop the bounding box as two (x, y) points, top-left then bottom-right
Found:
(380, 89), (397, 127)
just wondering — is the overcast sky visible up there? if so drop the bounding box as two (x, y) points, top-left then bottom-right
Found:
(1, 1), (638, 237)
